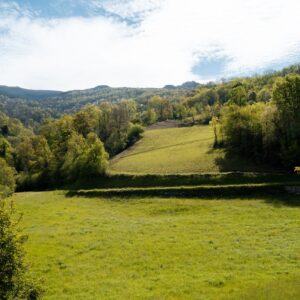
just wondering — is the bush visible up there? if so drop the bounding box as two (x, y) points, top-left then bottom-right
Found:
(0, 158), (16, 198)
(127, 124), (144, 147)
(0, 201), (42, 299)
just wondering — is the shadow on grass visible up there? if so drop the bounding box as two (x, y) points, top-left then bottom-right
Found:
(65, 185), (300, 207)
(214, 151), (281, 173)
(68, 172), (298, 190)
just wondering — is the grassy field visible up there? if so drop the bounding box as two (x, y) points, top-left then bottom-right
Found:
(12, 125), (300, 299)
(13, 191), (300, 300)
(109, 126), (273, 174)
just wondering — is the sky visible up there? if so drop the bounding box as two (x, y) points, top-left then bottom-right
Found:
(0, 0), (300, 91)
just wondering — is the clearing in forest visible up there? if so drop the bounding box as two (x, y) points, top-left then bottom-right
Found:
(110, 125), (269, 174)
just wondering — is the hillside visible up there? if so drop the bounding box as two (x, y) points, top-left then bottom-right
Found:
(0, 85), (62, 100)
(1, 63), (300, 127)
(0, 84), (189, 123)
(110, 125), (273, 174)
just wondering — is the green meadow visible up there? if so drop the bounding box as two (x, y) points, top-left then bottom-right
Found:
(110, 126), (220, 174)
(109, 126), (273, 174)
(12, 125), (300, 299)
(14, 191), (300, 300)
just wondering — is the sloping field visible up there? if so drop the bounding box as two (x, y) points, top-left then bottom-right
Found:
(110, 126), (219, 174)
(109, 126), (269, 174)
(14, 191), (300, 300)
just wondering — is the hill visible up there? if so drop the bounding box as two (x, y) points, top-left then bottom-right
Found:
(1, 63), (300, 127)
(0, 85), (62, 100)
(0, 84), (189, 122)
(44, 85), (186, 114)
(110, 125), (274, 174)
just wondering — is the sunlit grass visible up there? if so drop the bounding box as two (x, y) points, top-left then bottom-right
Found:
(14, 191), (300, 300)
(110, 126), (220, 174)
(109, 126), (269, 174)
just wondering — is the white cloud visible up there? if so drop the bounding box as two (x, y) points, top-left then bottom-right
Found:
(98, 0), (163, 19)
(0, 0), (300, 90)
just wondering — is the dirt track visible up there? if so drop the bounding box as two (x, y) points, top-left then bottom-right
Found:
(146, 120), (181, 130)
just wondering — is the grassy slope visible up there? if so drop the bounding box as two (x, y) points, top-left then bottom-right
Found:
(110, 126), (218, 174)
(109, 126), (272, 174)
(14, 191), (300, 300)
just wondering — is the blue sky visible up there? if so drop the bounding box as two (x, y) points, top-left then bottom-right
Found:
(2, 0), (140, 22)
(0, 0), (300, 90)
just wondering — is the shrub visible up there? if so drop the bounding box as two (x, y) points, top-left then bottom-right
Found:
(0, 158), (16, 198)
(127, 124), (145, 147)
(0, 201), (42, 299)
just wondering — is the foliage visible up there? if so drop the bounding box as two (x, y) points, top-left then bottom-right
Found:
(0, 201), (42, 299)
(142, 108), (157, 125)
(221, 104), (265, 159)
(0, 85), (187, 125)
(2, 64), (300, 189)
(62, 133), (108, 181)
(210, 116), (222, 147)
(227, 84), (247, 106)
(148, 96), (173, 121)
(272, 75), (300, 167)
(220, 75), (300, 170)
(126, 124), (144, 147)
(0, 158), (16, 198)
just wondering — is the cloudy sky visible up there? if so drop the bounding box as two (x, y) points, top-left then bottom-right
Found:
(0, 0), (300, 91)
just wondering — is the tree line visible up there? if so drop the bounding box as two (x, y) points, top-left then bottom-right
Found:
(213, 75), (300, 170)
(0, 100), (146, 192)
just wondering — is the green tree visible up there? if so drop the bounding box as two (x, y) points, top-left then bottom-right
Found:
(41, 115), (74, 175)
(0, 138), (14, 166)
(221, 104), (264, 159)
(81, 133), (109, 176)
(273, 75), (300, 167)
(210, 117), (220, 147)
(143, 108), (157, 125)
(0, 158), (16, 198)
(127, 124), (144, 146)
(228, 85), (247, 106)
(16, 136), (52, 175)
(149, 96), (173, 120)
(62, 132), (108, 181)
(120, 99), (137, 121)
(188, 107), (197, 123)
(257, 88), (271, 102)
(173, 104), (188, 120)
(73, 111), (94, 138)
(0, 201), (42, 299)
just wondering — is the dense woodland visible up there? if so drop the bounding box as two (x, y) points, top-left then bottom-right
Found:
(1, 64), (300, 196)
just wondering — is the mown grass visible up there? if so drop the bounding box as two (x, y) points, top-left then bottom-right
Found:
(14, 191), (300, 300)
(109, 126), (274, 174)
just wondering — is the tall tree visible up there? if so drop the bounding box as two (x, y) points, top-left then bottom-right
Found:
(273, 75), (300, 167)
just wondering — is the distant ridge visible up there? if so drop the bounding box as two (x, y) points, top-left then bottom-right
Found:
(0, 82), (199, 101)
(0, 85), (63, 100)
(164, 81), (200, 90)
